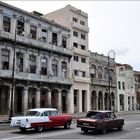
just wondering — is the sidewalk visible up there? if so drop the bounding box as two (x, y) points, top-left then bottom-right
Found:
(1, 110), (140, 124)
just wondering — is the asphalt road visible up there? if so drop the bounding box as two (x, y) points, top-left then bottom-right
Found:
(0, 114), (140, 140)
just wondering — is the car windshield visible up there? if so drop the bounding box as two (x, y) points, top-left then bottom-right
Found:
(86, 112), (104, 119)
(26, 111), (41, 116)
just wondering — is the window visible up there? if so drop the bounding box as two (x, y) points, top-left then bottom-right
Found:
(81, 45), (86, 50)
(122, 82), (125, 90)
(73, 42), (78, 48)
(82, 71), (86, 77)
(90, 65), (96, 78)
(42, 29), (48, 42)
(17, 17), (24, 36)
(16, 52), (23, 72)
(80, 20), (85, 26)
(1, 49), (9, 70)
(118, 81), (121, 89)
(61, 61), (67, 78)
(52, 59), (58, 76)
(74, 70), (78, 76)
(74, 56), (78, 61)
(41, 58), (47, 75)
(30, 25), (37, 40)
(51, 111), (58, 116)
(62, 36), (67, 48)
(52, 33), (57, 46)
(73, 31), (78, 37)
(3, 16), (11, 32)
(73, 17), (78, 22)
(81, 34), (85, 40)
(29, 55), (36, 73)
(81, 58), (86, 63)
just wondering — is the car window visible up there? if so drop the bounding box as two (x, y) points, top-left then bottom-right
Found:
(26, 111), (41, 116)
(86, 112), (103, 119)
(41, 111), (51, 116)
(51, 111), (58, 116)
(105, 112), (115, 119)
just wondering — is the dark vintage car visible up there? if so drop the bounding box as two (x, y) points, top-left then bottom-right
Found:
(76, 110), (124, 134)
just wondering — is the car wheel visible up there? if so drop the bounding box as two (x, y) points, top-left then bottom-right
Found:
(35, 126), (43, 132)
(19, 128), (26, 132)
(64, 121), (71, 129)
(101, 127), (107, 134)
(118, 125), (123, 131)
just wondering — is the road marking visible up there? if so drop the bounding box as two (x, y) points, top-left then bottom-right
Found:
(1, 136), (25, 140)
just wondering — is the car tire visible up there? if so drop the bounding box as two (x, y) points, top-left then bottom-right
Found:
(118, 125), (123, 131)
(19, 128), (26, 132)
(64, 121), (71, 129)
(101, 127), (107, 134)
(35, 126), (43, 132)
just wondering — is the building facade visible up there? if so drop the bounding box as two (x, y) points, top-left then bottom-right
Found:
(0, 2), (73, 115)
(89, 52), (117, 111)
(134, 71), (140, 110)
(116, 64), (136, 111)
(43, 5), (90, 113)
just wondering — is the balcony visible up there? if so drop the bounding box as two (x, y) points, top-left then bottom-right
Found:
(73, 75), (90, 83)
(91, 78), (117, 88)
(73, 47), (89, 56)
(0, 70), (72, 85)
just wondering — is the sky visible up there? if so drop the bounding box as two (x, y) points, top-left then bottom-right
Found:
(3, 1), (140, 71)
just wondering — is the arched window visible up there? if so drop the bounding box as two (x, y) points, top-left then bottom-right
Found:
(90, 65), (96, 78)
(98, 66), (102, 79)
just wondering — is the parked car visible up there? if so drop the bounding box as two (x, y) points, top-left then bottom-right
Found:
(10, 108), (73, 132)
(76, 110), (124, 134)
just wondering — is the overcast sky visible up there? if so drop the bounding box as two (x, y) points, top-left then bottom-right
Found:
(3, 1), (140, 71)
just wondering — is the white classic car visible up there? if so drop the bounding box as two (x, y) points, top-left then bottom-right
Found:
(10, 108), (73, 132)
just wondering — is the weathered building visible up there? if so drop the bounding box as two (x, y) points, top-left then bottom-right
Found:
(89, 52), (117, 111)
(0, 2), (72, 115)
(134, 71), (140, 110)
(116, 64), (136, 111)
(43, 5), (90, 113)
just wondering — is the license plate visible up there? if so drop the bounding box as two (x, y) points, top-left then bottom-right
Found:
(83, 123), (89, 126)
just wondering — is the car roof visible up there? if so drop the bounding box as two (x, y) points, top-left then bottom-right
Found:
(28, 108), (57, 113)
(88, 110), (114, 113)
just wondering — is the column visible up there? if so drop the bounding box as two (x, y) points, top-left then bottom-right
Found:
(11, 15), (16, 35)
(36, 55), (41, 75)
(47, 89), (51, 107)
(78, 90), (82, 112)
(57, 33), (62, 47)
(48, 56), (52, 77)
(23, 87), (28, 114)
(0, 10), (3, 30)
(86, 89), (90, 112)
(48, 30), (52, 44)
(58, 59), (61, 78)
(102, 93), (105, 110)
(67, 90), (71, 113)
(36, 89), (40, 108)
(37, 23), (42, 41)
(58, 90), (62, 112)
(96, 94), (98, 110)
(24, 53), (29, 72)
(130, 96), (132, 111)
(69, 88), (74, 113)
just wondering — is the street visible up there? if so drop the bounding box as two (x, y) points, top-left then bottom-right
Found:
(0, 114), (140, 140)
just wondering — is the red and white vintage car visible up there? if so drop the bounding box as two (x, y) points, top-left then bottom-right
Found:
(10, 108), (73, 132)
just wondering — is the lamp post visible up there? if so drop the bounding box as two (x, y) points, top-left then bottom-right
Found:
(9, 16), (25, 120)
(108, 50), (115, 110)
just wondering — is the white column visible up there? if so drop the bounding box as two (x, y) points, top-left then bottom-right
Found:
(86, 89), (90, 112)
(36, 55), (41, 75)
(58, 90), (62, 112)
(67, 90), (71, 113)
(0, 10), (3, 30)
(78, 90), (82, 112)
(36, 89), (40, 108)
(130, 96), (132, 111)
(24, 53), (29, 72)
(48, 56), (52, 77)
(69, 88), (74, 113)
(57, 33), (62, 47)
(96, 94), (98, 110)
(58, 59), (61, 77)
(23, 87), (28, 114)
(48, 30), (52, 44)
(47, 89), (51, 107)
(103, 93), (105, 110)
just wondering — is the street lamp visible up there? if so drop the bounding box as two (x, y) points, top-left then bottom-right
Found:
(108, 50), (115, 110)
(9, 16), (25, 120)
